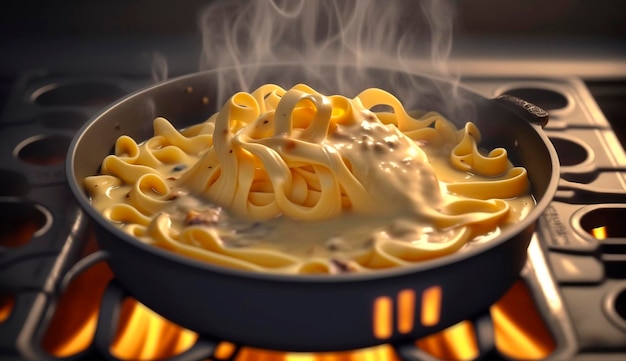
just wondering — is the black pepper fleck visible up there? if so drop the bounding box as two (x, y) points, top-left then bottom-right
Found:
(330, 259), (356, 273)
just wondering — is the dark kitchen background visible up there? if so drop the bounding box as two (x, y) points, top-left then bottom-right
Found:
(1, 0), (625, 74)
(1, 0), (625, 132)
(1, 1), (626, 361)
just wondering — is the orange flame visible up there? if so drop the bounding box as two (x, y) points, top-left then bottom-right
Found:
(41, 275), (557, 361)
(110, 298), (198, 360)
(41, 231), (555, 361)
(373, 296), (393, 339)
(591, 226), (607, 240)
(233, 344), (399, 361)
(491, 281), (556, 360)
(397, 289), (416, 334)
(41, 261), (112, 357)
(416, 321), (478, 361)
(0, 294), (16, 323)
(0, 218), (39, 248)
(420, 286), (442, 327)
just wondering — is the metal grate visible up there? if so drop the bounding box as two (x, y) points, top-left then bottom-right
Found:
(2, 72), (626, 361)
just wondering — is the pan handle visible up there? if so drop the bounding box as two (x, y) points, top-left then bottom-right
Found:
(493, 94), (549, 128)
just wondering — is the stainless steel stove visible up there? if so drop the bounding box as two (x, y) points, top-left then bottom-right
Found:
(0, 70), (625, 360)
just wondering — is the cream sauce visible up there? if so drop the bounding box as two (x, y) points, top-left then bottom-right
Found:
(88, 107), (534, 262)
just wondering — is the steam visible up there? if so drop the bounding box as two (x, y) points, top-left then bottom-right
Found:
(420, 0), (456, 76)
(151, 51), (169, 83)
(196, 0), (470, 121)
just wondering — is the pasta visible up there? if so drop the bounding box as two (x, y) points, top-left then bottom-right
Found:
(85, 84), (533, 274)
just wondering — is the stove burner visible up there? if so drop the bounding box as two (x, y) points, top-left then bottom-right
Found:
(28, 242), (559, 361)
(1, 73), (625, 360)
(31, 81), (129, 108)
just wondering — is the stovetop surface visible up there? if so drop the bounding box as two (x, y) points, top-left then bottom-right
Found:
(1, 71), (625, 361)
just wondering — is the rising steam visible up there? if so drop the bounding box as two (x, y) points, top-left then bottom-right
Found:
(196, 0), (470, 120)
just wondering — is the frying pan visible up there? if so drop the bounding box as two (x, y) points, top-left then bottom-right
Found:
(66, 64), (559, 352)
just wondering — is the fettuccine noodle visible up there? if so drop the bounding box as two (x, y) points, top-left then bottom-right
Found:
(85, 84), (533, 274)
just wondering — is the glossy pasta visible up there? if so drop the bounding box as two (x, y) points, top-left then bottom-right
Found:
(85, 84), (533, 274)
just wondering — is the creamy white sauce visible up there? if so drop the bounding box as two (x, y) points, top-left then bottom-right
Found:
(89, 108), (534, 263)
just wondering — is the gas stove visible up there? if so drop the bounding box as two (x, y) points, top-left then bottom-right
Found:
(0, 71), (625, 361)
